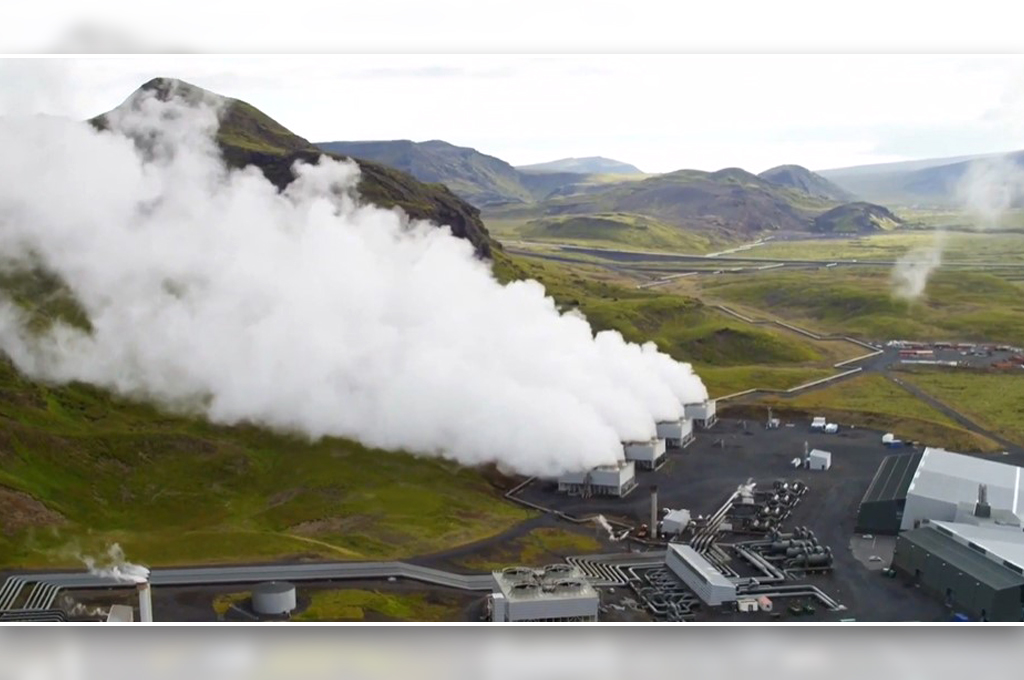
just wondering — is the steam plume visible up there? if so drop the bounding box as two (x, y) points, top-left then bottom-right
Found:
(0, 84), (707, 477)
(79, 543), (150, 584)
(890, 232), (945, 301)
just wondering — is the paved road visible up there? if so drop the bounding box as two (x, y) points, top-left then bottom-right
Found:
(1, 561), (496, 599)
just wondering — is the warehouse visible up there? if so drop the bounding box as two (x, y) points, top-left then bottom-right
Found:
(656, 418), (695, 449)
(684, 399), (717, 429)
(489, 565), (599, 622)
(623, 438), (668, 470)
(558, 461), (637, 497)
(900, 448), (1024, 532)
(665, 544), (737, 606)
(892, 520), (1024, 621)
(855, 451), (927, 535)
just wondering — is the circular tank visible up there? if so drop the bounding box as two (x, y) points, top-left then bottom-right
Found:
(252, 581), (297, 616)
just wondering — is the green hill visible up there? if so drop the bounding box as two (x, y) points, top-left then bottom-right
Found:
(812, 202), (903, 233)
(759, 164), (855, 202)
(317, 139), (537, 208)
(94, 78), (493, 258)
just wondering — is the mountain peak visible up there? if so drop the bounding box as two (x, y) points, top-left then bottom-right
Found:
(759, 164), (855, 202)
(516, 157), (643, 175)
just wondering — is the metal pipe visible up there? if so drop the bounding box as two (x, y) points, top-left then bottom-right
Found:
(136, 581), (153, 623)
(650, 485), (658, 537)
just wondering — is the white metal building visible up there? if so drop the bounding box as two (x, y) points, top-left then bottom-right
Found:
(490, 565), (599, 622)
(558, 461), (637, 497)
(901, 448), (1024, 532)
(665, 544), (737, 606)
(622, 438), (668, 470)
(661, 509), (692, 536)
(656, 418), (695, 449)
(808, 449), (832, 471)
(684, 399), (717, 429)
(811, 416), (827, 430)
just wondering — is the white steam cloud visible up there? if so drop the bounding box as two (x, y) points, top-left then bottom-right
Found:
(0, 85), (707, 477)
(79, 543), (150, 584)
(890, 232), (945, 301)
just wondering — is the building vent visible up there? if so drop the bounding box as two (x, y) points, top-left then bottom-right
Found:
(975, 483), (992, 518)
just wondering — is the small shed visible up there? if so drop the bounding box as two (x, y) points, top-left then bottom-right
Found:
(809, 449), (832, 471)
(811, 417), (827, 430)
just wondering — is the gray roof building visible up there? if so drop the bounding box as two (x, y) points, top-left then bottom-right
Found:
(856, 450), (923, 535)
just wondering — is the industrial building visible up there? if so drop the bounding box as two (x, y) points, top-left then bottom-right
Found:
(656, 418), (695, 449)
(558, 461), (637, 497)
(856, 450), (923, 534)
(892, 520), (1024, 621)
(684, 399), (717, 429)
(623, 438), (668, 470)
(901, 448), (1024, 532)
(808, 449), (832, 471)
(489, 565), (599, 622)
(859, 448), (1024, 535)
(665, 544), (737, 606)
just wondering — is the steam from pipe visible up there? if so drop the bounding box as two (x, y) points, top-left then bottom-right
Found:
(0, 82), (708, 477)
(79, 543), (150, 584)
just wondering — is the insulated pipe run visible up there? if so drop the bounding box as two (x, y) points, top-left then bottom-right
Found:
(650, 485), (658, 537)
(136, 581), (153, 623)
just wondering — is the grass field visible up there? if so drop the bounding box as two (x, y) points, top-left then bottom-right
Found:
(695, 366), (838, 398)
(733, 374), (1001, 452)
(486, 213), (720, 253)
(0, 355), (531, 569)
(492, 251), (824, 367)
(697, 267), (1024, 344)
(292, 588), (464, 622)
(898, 369), (1024, 448)
(453, 527), (603, 572)
(751, 231), (1024, 264)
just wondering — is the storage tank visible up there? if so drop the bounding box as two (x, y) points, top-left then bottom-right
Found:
(252, 581), (297, 616)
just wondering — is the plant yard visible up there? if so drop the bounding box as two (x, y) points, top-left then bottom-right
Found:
(737, 374), (1002, 453)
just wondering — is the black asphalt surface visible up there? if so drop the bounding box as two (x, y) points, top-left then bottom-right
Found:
(514, 418), (1018, 621)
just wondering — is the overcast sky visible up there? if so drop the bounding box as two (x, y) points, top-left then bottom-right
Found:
(4, 55), (1024, 174)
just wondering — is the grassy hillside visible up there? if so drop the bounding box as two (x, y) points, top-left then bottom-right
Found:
(759, 164), (855, 202)
(733, 374), (1000, 453)
(93, 78), (494, 258)
(510, 213), (717, 252)
(485, 165), (856, 249)
(812, 202), (903, 234)
(698, 268), (1024, 343)
(0, 356), (530, 568)
(316, 139), (536, 207)
(898, 369), (1024, 448)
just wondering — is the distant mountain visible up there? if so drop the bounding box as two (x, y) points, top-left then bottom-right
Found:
(92, 79), (492, 257)
(812, 202), (903, 234)
(317, 139), (535, 208)
(759, 164), (855, 202)
(488, 166), (843, 242)
(517, 157), (643, 175)
(818, 150), (1024, 207)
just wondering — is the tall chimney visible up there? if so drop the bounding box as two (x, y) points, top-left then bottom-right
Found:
(136, 580), (153, 623)
(650, 485), (658, 537)
(975, 483), (992, 519)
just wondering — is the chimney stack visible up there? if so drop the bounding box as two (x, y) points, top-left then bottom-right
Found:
(136, 580), (153, 623)
(975, 483), (992, 519)
(650, 485), (659, 537)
